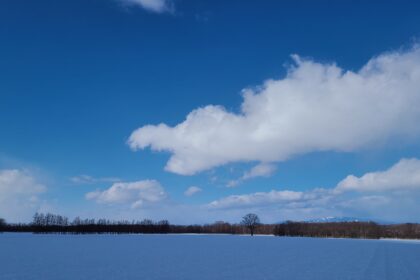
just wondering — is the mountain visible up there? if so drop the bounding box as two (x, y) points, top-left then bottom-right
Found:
(303, 217), (369, 223)
(278, 216), (395, 224)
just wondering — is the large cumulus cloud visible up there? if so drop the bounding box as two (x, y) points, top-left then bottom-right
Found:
(129, 47), (420, 175)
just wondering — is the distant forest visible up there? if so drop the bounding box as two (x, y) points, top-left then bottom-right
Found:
(1, 213), (420, 239)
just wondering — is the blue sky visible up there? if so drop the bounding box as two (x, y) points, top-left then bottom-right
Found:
(1, 0), (420, 224)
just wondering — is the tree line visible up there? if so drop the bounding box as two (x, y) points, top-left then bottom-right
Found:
(273, 221), (420, 239)
(1, 213), (420, 239)
(0, 213), (265, 235)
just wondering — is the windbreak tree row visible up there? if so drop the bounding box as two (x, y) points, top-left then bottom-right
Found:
(1, 213), (420, 239)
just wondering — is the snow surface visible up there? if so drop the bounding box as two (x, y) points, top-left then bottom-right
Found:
(0, 233), (419, 280)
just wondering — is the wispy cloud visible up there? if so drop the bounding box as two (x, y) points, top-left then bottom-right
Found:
(208, 189), (330, 210)
(70, 175), (121, 185)
(184, 186), (202, 197)
(75, 159), (420, 223)
(227, 163), (276, 187)
(119, 0), (173, 13)
(129, 46), (420, 175)
(207, 158), (420, 222)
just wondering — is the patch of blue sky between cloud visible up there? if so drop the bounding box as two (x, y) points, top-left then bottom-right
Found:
(128, 46), (420, 176)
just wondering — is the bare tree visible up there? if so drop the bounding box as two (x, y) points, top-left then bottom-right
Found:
(241, 213), (260, 236)
(0, 218), (6, 229)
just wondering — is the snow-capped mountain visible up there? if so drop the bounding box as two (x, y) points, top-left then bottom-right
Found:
(303, 217), (368, 223)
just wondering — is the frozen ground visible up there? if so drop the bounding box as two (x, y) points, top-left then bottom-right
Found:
(1, 233), (419, 280)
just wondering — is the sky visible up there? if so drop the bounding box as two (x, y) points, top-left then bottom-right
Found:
(1, 0), (420, 224)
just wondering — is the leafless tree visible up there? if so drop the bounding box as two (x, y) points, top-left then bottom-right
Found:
(241, 213), (260, 236)
(0, 218), (5, 229)
(4, 211), (420, 239)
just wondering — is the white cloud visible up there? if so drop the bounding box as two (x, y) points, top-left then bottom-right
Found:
(128, 47), (420, 175)
(208, 189), (332, 209)
(184, 186), (202, 197)
(335, 158), (420, 193)
(0, 169), (46, 221)
(227, 163), (276, 187)
(0, 169), (46, 196)
(86, 180), (167, 209)
(226, 181), (239, 188)
(120, 0), (173, 13)
(243, 163), (277, 180)
(70, 175), (121, 185)
(206, 187), (391, 221)
(207, 158), (420, 222)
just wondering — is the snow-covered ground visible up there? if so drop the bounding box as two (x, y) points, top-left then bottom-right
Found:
(0, 233), (419, 280)
(380, 238), (420, 243)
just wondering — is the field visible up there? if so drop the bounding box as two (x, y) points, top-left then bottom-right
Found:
(1, 233), (419, 279)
